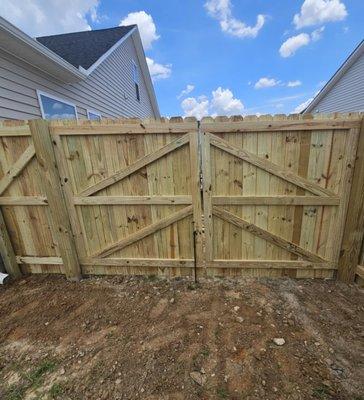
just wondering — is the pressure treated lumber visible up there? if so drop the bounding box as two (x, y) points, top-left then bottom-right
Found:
(206, 260), (336, 269)
(29, 119), (81, 281)
(73, 196), (192, 205)
(51, 120), (198, 135)
(79, 133), (190, 196)
(212, 196), (340, 206)
(201, 132), (213, 262)
(80, 258), (194, 268)
(0, 208), (22, 278)
(338, 117), (364, 282)
(200, 118), (361, 133)
(209, 133), (336, 197)
(1, 115), (362, 280)
(0, 144), (35, 195)
(0, 196), (48, 205)
(16, 256), (63, 265)
(94, 205), (193, 258)
(0, 124), (31, 137)
(189, 132), (204, 270)
(212, 206), (326, 263)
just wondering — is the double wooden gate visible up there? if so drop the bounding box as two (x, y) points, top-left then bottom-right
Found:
(0, 115), (363, 281)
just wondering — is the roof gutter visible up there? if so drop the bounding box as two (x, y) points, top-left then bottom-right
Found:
(0, 16), (87, 83)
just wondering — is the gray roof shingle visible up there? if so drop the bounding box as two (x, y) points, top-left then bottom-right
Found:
(36, 25), (136, 70)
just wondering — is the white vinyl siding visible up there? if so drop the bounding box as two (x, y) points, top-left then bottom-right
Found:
(307, 50), (364, 113)
(0, 31), (156, 120)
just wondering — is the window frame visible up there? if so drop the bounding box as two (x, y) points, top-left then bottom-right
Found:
(36, 90), (78, 120)
(87, 109), (102, 121)
(132, 59), (141, 102)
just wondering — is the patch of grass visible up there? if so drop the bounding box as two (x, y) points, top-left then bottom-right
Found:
(187, 283), (200, 290)
(26, 360), (57, 387)
(5, 384), (26, 400)
(217, 387), (229, 399)
(5, 359), (58, 400)
(49, 383), (64, 398)
(313, 386), (330, 399)
(200, 347), (210, 357)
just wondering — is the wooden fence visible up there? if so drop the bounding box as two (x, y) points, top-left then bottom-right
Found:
(0, 114), (363, 282)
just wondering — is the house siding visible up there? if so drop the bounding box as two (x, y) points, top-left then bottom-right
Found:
(306, 50), (364, 113)
(0, 31), (157, 120)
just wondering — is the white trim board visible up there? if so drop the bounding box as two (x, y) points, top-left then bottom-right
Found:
(85, 27), (137, 75)
(87, 109), (101, 120)
(37, 89), (78, 120)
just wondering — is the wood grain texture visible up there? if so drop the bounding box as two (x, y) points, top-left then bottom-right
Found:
(0, 208), (22, 278)
(94, 205), (193, 258)
(1, 115), (362, 280)
(79, 133), (190, 196)
(338, 118), (364, 282)
(0, 144), (35, 195)
(213, 206), (326, 263)
(209, 133), (336, 197)
(29, 119), (81, 281)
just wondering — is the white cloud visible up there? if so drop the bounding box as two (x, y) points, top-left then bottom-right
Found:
(293, 97), (314, 113)
(211, 87), (244, 115)
(254, 77), (280, 89)
(205, 0), (265, 38)
(120, 11), (159, 50)
(181, 87), (244, 119)
(279, 26), (326, 58)
(0, 0), (99, 37)
(293, 0), (347, 29)
(146, 57), (171, 81)
(181, 97), (210, 120)
(287, 80), (302, 87)
(311, 26), (325, 41)
(177, 85), (195, 99)
(279, 33), (311, 57)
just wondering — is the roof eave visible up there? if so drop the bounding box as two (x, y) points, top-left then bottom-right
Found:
(0, 16), (87, 83)
(131, 29), (161, 118)
(84, 26), (137, 75)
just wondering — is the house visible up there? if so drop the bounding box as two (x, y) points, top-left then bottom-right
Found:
(0, 16), (160, 120)
(305, 40), (364, 113)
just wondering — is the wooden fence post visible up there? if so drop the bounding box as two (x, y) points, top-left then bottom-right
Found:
(338, 117), (364, 282)
(0, 208), (22, 278)
(29, 119), (81, 281)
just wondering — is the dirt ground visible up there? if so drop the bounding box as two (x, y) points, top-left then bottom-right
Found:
(0, 275), (363, 400)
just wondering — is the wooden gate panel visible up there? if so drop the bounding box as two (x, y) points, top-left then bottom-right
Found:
(50, 119), (200, 277)
(201, 115), (360, 278)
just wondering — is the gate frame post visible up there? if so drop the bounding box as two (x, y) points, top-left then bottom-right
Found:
(29, 119), (81, 281)
(189, 129), (204, 278)
(338, 117), (364, 283)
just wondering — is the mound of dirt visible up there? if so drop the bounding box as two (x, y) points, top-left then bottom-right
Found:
(0, 275), (363, 399)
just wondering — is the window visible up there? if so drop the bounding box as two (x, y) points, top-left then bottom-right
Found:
(132, 60), (140, 102)
(87, 110), (101, 121)
(37, 91), (77, 120)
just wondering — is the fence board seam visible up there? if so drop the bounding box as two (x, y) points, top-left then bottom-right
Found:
(79, 133), (190, 196)
(209, 133), (336, 197)
(0, 144), (35, 196)
(212, 206), (326, 263)
(94, 205), (193, 258)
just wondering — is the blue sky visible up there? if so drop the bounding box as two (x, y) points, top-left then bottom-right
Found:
(1, 0), (363, 117)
